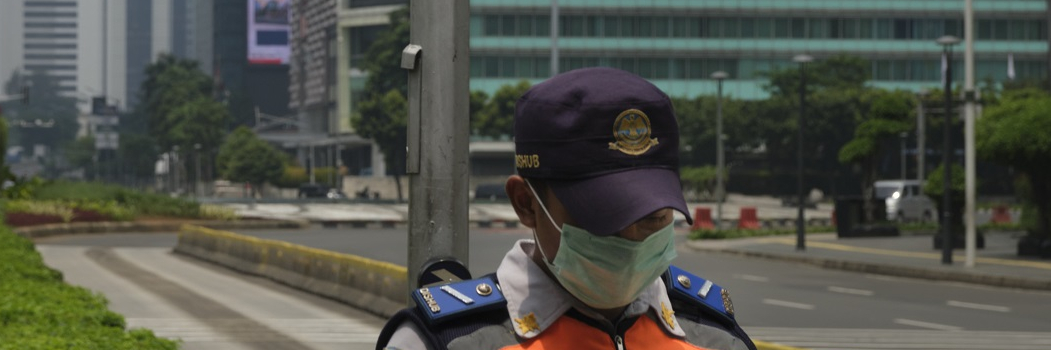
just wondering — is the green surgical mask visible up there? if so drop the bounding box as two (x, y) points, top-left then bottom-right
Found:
(527, 181), (677, 309)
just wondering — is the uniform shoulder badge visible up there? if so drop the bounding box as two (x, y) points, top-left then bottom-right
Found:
(411, 274), (506, 325)
(665, 265), (736, 321)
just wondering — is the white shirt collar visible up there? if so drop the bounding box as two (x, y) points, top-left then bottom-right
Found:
(495, 239), (685, 338)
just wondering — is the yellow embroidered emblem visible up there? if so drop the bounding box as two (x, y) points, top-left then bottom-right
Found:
(661, 302), (676, 329)
(608, 109), (659, 155)
(514, 312), (540, 334)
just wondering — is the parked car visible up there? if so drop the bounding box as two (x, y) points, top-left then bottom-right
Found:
(473, 183), (508, 202)
(874, 180), (935, 222)
(297, 183), (331, 198)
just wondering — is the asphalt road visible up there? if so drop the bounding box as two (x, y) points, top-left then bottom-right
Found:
(38, 227), (1051, 350)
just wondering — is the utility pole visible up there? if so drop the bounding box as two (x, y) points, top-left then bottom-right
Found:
(403, 0), (470, 292)
(963, 0), (977, 267)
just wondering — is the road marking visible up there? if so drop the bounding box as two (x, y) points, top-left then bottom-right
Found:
(762, 299), (815, 310)
(768, 238), (1051, 270)
(734, 274), (770, 282)
(947, 300), (1011, 313)
(748, 327), (1051, 350)
(893, 318), (962, 331)
(828, 286), (874, 296)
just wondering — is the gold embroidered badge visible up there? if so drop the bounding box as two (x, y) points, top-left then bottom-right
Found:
(661, 302), (676, 329)
(608, 109), (659, 155)
(514, 312), (540, 334)
(722, 289), (735, 316)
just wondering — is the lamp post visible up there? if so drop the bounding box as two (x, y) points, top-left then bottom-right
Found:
(194, 143), (202, 198)
(937, 35), (961, 265)
(793, 54), (813, 251)
(711, 70), (729, 231)
(916, 89), (928, 183)
(900, 132), (908, 180)
(171, 145), (180, 195)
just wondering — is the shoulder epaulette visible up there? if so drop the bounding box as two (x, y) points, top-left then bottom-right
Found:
(411, 274), (506, 326)
(665, 265), (736, 322)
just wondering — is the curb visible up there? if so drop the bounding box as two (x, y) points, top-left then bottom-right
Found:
(173, 225), (408, 318)
(684, 240), (1051, 291)
(14, 219), (310, 240)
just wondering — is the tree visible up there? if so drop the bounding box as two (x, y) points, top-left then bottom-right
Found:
(2, 70), (79, 157)
(673, 95), (765, 167)
(217, 126), (284, 197)
(0, 116), (14, 187)
(351, 6), (410, 201)
(758, 54), (873, 197)
(977, 88), (1051, 241)
(166, 96), (231, 154)
(923, 163), (965, 236)
(474, 81), (531, 139)
(838, 89), (914, 221)
(216, 126), (257, 173)
(117, 133), (158, 180)
(139, 57), (213, 150)
(65, 135), (97, 177)
(469, 90), (489, 135)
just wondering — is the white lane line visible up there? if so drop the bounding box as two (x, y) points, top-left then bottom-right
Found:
(947, 300), (1012, 313)
(893, 318), (962, 331)
(828, 286), (875, 296)
(762, 299), (815, 310)
(734, 274), (770, 282)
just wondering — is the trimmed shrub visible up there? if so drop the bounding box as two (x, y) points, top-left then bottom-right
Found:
(0, 224), (179, 349)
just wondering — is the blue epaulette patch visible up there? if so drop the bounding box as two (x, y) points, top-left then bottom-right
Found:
(411, 275), (506, 326)
(666, 265), (736, 321)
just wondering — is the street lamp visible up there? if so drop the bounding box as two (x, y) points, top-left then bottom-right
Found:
(194, 143), (202, 198)
(900, 132), (908, 180)
(793, 54), (813, 251)
(937, 35), (960, 265)
(916, 89), (928, 183)
(171, 145), (180, 195)
(711, 70), (729, 231)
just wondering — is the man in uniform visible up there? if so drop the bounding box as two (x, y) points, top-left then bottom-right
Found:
(377, 67), (756, 350)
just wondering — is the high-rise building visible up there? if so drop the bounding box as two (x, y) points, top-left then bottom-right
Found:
(0, 0), (216, 112)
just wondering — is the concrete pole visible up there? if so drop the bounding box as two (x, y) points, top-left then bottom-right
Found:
(715, 77), (724, 231)
(550, 0), (559, 76)
(404, 0), (470, 292)
(711, 71), (728, 230)
(964, 0), (977, 267)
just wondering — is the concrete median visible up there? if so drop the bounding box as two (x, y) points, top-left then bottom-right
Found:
(173, 224), (409, 318)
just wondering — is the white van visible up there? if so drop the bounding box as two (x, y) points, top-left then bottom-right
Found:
(874, 180), (936, 222)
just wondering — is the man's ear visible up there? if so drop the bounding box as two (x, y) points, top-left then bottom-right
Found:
(506, 175), (538, 229)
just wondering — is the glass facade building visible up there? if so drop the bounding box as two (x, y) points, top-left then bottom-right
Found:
(468, 0), (1049, 99)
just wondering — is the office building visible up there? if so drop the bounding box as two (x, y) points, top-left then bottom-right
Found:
(468, 0), (1048, 99)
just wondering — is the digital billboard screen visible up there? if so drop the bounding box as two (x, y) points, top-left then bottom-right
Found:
(248, 0), (291, 65)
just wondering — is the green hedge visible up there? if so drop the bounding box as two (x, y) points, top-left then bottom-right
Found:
(274, 166), (341, 188)
(690, 226), (836, 240)
(32, 181), (200, 218)
(0, 224), (179, 349)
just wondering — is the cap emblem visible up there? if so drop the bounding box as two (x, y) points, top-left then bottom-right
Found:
(609, 109), (659, 156)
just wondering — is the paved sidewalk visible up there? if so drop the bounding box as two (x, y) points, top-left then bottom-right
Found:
(685, 231), (1051, 291)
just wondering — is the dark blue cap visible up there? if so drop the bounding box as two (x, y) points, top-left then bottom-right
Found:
(514, 67), (692, 236)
